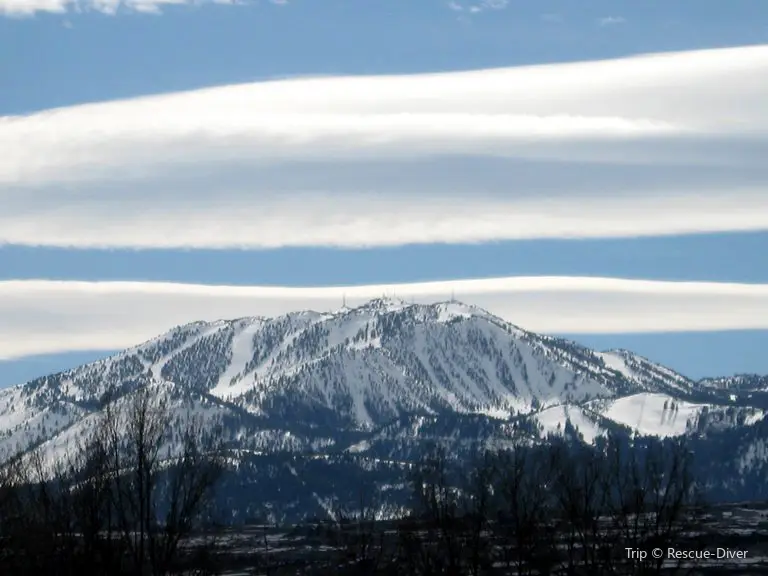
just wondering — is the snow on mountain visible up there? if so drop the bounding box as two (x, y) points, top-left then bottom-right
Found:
(698, 374), (768, 392)
(534, 404), (605, 444)
(595, 350), (695, 395)
(593, 393), (701, 438)
(2, 297), (768, 520)
(201, 298), (664, 427)
(737, 437), (768, 475)
(589, 392), (765, 439)
(12, 298), (661, 430)
(0, 297), (766, 478)
(0, 385), (87, 462)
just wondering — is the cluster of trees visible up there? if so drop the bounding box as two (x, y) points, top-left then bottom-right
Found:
(0, 387), (224, 576)
(0, 385), (708, 575)
(320, 439), (707, 576)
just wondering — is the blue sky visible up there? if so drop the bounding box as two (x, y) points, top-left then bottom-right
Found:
(1, 0), (768, 387)
(4, 0), (768, 115)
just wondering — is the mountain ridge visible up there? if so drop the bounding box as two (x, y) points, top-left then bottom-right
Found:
(2, 298), (767, 523)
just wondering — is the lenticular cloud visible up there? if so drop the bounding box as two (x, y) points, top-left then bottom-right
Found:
(0, 0), (242, 17)
(1, 277), (768, 359)
(1, 45), (768, 249)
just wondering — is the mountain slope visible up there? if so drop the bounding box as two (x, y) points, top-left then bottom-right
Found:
(2, 299), (691, 427)
(1, 298), (766, 522)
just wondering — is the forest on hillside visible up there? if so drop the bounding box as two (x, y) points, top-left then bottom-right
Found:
(0, 385), (748, 575)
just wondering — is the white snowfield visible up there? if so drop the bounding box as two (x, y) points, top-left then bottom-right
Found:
(596, 350), (692, 393)
(595, 393), (764, 438)
(535, 392), (765, 442)
(600, 393), (702, 438)
(534, 405), (605, 444)
(0, 299), (764, 471)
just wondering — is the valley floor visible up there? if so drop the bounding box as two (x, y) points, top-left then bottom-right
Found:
(178, 501), (768, 575)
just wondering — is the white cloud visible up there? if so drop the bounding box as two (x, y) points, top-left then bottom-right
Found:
(480, 0), (508, 9)
(447, 0), (508, 14)
(598, 16), (626, 26)
(2, 46), (768, 249)
(0, 0), (66, 15)
(0, 0), (246, 16)
(1, 277), (768, 360)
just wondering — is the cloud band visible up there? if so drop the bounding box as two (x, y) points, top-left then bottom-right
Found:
(2, 277), (767, 360)
(2, 46), (768, 249)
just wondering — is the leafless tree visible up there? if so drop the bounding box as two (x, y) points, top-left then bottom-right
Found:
(328, 486), (390, 574)
(602, 438), (705, 575)
(100, 386), (225, 575)
(461, 451), (496, 576)
(0, 384), (225, 576)
(394, 437), (706, 576)
(493, 446), (559, 576)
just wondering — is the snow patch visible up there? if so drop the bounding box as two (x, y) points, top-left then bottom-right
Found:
(535, 404), (604, 444)
(597, 393), (701, 438)
(211, 320), (263, 397)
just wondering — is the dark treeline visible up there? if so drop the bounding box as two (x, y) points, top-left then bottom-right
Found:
(0, 387), (224, 576)
(0, 387), (709, 575)
(316, 438), (707, 576)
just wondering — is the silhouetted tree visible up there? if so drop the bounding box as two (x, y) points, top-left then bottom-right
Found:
(0, 384), (224, 576)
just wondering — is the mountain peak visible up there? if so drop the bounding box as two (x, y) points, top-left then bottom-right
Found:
(3, 297), (766, 499)
(356, 295), (411, 310)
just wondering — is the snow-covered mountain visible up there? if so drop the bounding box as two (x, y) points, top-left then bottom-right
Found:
(1, 298), (767, 522)
(698, 373), (768, 392)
